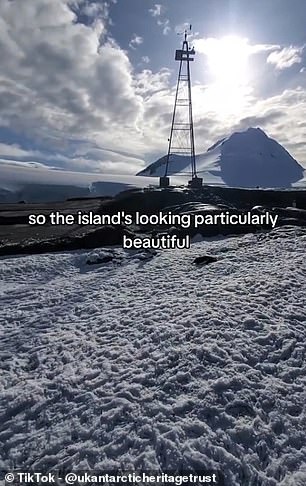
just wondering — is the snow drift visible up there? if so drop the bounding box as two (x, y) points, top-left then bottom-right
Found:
(138, 128), (305, 188)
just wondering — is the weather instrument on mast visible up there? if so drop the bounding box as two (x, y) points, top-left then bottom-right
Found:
(160, 25), (203, 188)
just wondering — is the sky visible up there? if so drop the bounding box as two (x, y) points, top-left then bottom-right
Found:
(0, 0), (305, 175)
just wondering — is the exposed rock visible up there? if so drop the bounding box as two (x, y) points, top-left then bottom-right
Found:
(0, 187), (305, 257)
(192, 255), (218, 265)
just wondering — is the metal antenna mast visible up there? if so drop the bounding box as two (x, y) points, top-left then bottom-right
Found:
(160, 25), (202, 188)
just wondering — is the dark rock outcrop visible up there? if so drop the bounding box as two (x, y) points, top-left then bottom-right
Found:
(193, 255), (218, 265)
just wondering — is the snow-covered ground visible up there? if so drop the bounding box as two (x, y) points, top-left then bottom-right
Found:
(1, 226), (306, 485)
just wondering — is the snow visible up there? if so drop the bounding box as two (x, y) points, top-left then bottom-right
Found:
(0, 162), (162, 203)
(1, 227), (306, 485)
(1, 128), (305, 203)
(138, 128), (306, 189)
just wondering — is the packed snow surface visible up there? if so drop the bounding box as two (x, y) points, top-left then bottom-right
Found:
(1, 227), (306, 485)
(138, 128), (305, 188)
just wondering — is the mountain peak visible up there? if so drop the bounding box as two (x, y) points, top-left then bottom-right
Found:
(138, 127), (305, 188)
(207, 127), (268, 152)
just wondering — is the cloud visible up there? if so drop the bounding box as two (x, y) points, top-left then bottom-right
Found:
(72, 0), (112, 23)
(0, 142), (147, 175)
(157, 18), (171, 36)
(234, 111), (284, 131)
(148, 4), (163, 17)
(135, 68), (171, 96)
(149, 3), (170, 35)
(141, 56), (150, 64)
(0, 143), (39, 159)
(0, 0), (174, 174)
(194, 36), (279, 58)
(267, 46), (304, 70)
(0, 0), (147, 161)
(226, 89), (306, 167)
(0, 0), (305, 176)
(0, 159), (49, 170)
(248, 43), (281, 54)
(129, 34), (143, 49)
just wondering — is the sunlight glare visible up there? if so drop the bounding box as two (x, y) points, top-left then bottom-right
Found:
(201, 35), (252, 116)
(206, 35), (249, 85)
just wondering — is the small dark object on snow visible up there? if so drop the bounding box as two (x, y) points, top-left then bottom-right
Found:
(193, 255), (218, 265)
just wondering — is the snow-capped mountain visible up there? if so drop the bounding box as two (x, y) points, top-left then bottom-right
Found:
(0, 128), (305, 203)
(138, 128), (305, 188)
